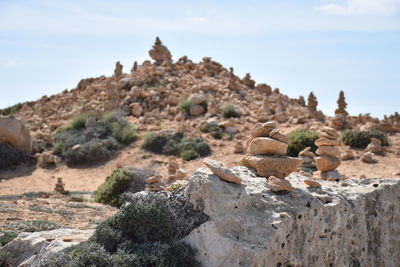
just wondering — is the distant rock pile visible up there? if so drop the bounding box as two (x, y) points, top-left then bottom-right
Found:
(298, 146), (316, 168)
(149, 37), (172, 66)
(331, 90), (349, 130)
(314, 127), (342, 180)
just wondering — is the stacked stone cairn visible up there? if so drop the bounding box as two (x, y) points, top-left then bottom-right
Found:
(314, 127), (342, 180)
(54, 178), (68, 194)
(167, 158), (186, 182)
(298, 146), (316, 168)
(239, 122), (303, 192)
(331, 90), (349, 130)
(144, 175), (165, 191)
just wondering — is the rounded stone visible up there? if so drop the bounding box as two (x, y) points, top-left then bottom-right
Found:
(315, 138), (339, 147)
(267, 176), (293, 192)
(247, 137), (288, 156)
(189, 104), (206, 116)
(315, 156), (341, 171)
(316, 146), (340, 157)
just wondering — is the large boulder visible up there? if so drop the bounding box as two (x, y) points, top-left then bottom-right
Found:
(247, 137), (288, 156)
(184, 167), (400, 267)
(1, 229), (94, 267)
(0, 116), (32, 153)
(239, 155), (302, 178)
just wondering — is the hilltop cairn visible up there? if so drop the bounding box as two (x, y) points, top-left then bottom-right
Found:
(130, 61), (138, 73)
(144, 175), (165, 191)
(298, 146), (316, 168)
(239, 122), (303, 191)
(331, 90), (349, 130)
(54, 178), (68, 194)
(114, 61), (123, 77)
(307, 92), (324, 121)
(314, 127), (342, 180)
(148, 37), (172, 66)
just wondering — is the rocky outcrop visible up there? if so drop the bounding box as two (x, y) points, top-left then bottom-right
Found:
(184, 167), (400, 267)
(0, 116), (32, 153)
(1, 229), (94, 267)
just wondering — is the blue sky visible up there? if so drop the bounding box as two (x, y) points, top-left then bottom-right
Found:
(0, 0), (399, 118)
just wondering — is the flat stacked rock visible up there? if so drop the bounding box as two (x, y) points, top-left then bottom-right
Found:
(145, 175), (165, 191)
(54, 178), (68, 194)
(314, 127), (342, 180)
(298, 146), (316, 168)
(239, 122), (302, 188)
(365, 137), (384, 155)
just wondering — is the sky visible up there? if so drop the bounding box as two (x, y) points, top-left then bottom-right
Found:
(0, 0), (399, 118)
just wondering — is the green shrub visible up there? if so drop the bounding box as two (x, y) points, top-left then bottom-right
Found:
(0, 251), (14, 267)
(94, 168), (154, 207)
(179, 99), (192, 116)
(0, 143), (30, 169)
(341, 129), (389, 148)
(0, 231), (18, 246)
(142, 132), (211, 161)
(53, 112), (136, 166)
(200, 122), (220, 133)
(287, 128), (319, 156)
(221, 104), (242, 118)
(0, 103), (23, 116)
(41, 193), (208, 267)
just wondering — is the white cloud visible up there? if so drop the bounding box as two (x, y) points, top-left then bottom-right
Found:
(316, 0), (400, 16)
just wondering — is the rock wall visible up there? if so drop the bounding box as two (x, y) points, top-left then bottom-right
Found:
(184, 167), (400, 267)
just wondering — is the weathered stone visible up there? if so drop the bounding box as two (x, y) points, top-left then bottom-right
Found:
(239, 155), (303, 178)
(320, 170), (343, 180)
(189, 93), (207, 105)
(1, 229), (94, 266)
(185, 168), (400, 267)
(321, 126), (338, 137)
(267, 176), (293, 192)
(130, 103), (143, 117)
(315, 138), (339, 147)
(189, 104), (206, 116)
(340, 150), (355, 161)
(145, 175), (163, 183)
(299, 147), (316, 158)
(316, 146), (340, 157)
(315, 156), (341, 171)
(361, 152), (378, 163)
(268, 129), (289, 143)
(0, 116), (33, 153)
(319, 131), (338, 140)
(247, 137), (288, 156)
(365, 138), (384, 155)
(304, 179), (321, 188)
(203, 159), (242, 184)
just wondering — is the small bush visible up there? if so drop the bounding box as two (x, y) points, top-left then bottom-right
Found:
(0, 231), (18, 246)
(179, 99), (192, 116)
(0, 251), (14, 267)
(200, 122), (220, 133)
(94, 168), (154, 207)
(53, 112), (136, 166)
(341, 129), (389, 148)
(0, 143), (30, 169)
(142, 132), (211, 161)
(221, 104), (242, 118)
(287, 128), (319, 156)
(42, 193), (208, 267)
(0, 103), (23, 116)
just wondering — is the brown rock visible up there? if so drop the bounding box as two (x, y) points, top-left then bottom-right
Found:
(361, 152), (378, 163)
(315, 138), (339, 147)
(247, 137), (288, 156)
(267, 176), (293, 192)
(299, 147), (316, 158)
(268, 129), (289, 143)
(189, 104), (206, 116)
(315, 156), (341, 171)
(203, 159), (242, 184)
(145, 175), (163, 184)
(316, 146), (340, 157)
(340, 150), (355, 160)
(0, 116), (33, 153)
(304, 179), (321, 188)
(320, 170), (343, 180)
(239, 155), (303, 178)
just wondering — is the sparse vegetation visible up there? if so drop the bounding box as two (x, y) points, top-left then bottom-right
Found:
(0, 103), (23, 116)
(1, 220), (62, 233)
(53, 111), (137, 166)
(221, 104), (242, 118)
(142, 132), (211, 161)
(0, 143), (30, 169)
(287, 128), (319, 156)
(179, 98), (192, 116)
(0, 251), (14, 267)
(200, 121), (220, 133)
(94, 167), (154, 207)
(0, 231), (18, 246)
(40, 193), (208, 267)
(341, 129), (389, 148)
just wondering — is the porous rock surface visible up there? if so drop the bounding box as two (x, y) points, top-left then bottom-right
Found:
(1, 228), (94, 267)
(184, 167), (400, 267)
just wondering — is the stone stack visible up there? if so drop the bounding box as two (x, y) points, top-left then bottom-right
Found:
(365, 137), (384, 155)
(239, 122), (303, 190)
(307, 92), (318, 117)
(54, 178), (67, 194)
(148, 37), (172, 66)
(314, 127), (342, 180)
(331, 91), (349, 130)
(168, 158), (179, 175)
(298, 146), (316, 168)
(335, 90), (348, 116)
(233, 141), (244, 154)
(114, 61), (123, 77)
(144, 175), (165, 191)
